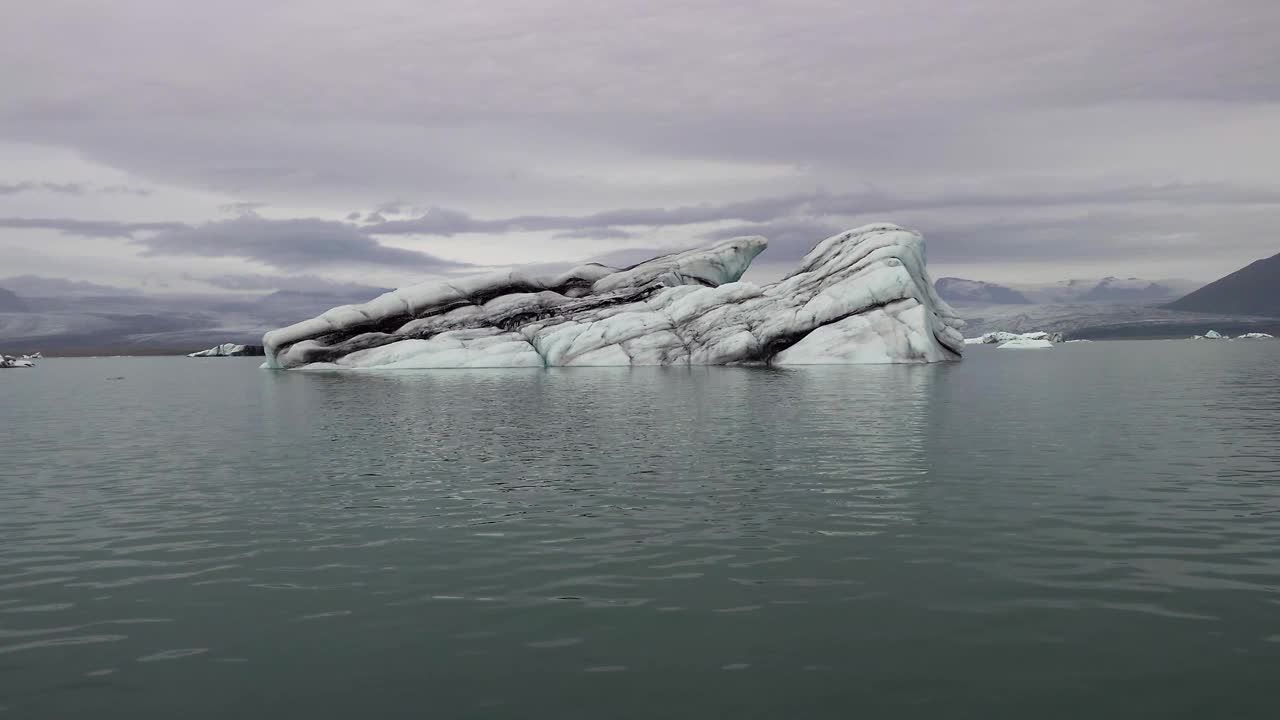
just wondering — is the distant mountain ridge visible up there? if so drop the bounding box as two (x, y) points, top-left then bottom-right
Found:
(1079, 277), (1181, 302)
(1165, 252), (1280, 317)
(937, 273), (1277, 340)
(0, 276), (390, 354)
(934, 278), (1030, 305)
(937, 275), (1195, 306)
(1014, 276), (1193, 304)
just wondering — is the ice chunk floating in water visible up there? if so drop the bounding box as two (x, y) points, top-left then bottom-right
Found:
(996, 337), (1055, 350)
(188, 343), (265, 357)
(263, 224), (965, 369)
(968, 330), (1063, 345)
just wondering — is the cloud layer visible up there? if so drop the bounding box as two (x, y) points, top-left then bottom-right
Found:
(137, 216), (475, 272)
(2, 0), (1279, 288)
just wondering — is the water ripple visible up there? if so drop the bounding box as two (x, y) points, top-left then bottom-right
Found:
(1, 351), (1279, 718)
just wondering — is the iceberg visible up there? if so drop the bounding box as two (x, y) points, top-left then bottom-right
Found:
(1, 355), (36, 368)
(968, 330), (1064, 345)
(1016, 331), (1064, 343)
(1192, 330), (1228, 340)
(1236, 332), (1274, 340)
(996, 337), (1054, 349)
(263, 223), (965, 369)
(188, 343), (265, 357)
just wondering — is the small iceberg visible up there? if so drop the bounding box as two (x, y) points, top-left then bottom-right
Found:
(967, 330), (1064, 345)
(1, 354), (36, 368)
(1236, 332), (1274, 340)
(996, 337), (1055, 350)
(187, 343), (265, 357)
(1193, 330), (1229, 340)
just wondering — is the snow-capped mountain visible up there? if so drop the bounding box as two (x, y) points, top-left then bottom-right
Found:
(0, 277), (390, 354)
(934, 278), (1031, 305)
(1012, 277), (1199, 304)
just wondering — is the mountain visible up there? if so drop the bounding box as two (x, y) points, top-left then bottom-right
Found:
(1165, 252), (1280, 317)
(0, 287), (29, 312)
(1014, 277), (1194, 304)
(959, 302), (1280, 340)
(936, 275), (1192, 306)
(934, 277), (1030, 305)
(0, 282), (390, 355)
(944, 274), (1275, 339)
(1079, 277), (1182, 302)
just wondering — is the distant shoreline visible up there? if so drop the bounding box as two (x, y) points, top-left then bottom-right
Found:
(7, 347), (244, 358)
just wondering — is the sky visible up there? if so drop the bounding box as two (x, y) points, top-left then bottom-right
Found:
(2, 0), (1279, 296)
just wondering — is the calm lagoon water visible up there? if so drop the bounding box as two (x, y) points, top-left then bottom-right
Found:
(2, 341), (1280, 718)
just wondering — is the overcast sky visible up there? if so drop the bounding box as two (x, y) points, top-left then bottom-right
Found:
(2, 0), (1279, 295)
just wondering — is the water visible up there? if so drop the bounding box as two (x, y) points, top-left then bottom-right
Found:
(2, 342), (1279, 719)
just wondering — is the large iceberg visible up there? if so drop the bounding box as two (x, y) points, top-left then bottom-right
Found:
(263, 223), (965, 369)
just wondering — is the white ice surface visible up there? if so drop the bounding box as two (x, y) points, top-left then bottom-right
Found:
(996, 338), (1055, 349)
(188, 342), (249, 357)
(264, 224), (964, 369)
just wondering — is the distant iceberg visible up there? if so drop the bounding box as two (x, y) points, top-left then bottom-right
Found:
(1192, 330), (1228, 340)
(1, 354), (35, 368)
(263, 224), (965, 369)
(188, 343), (265, 357)
(996, 337), (1055, 350)
(1236, 332), (1274, 340)
(967, 330), (1064, 345)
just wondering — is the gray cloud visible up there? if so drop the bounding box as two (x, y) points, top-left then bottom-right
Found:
(0, 182), (150, 196)
(2, 0), (1279, 286)
(366, 195), (807, 236)
(553, 227), (634, 241)
(373, 200), (408, 216)
(0, 274), (141, 297)
(219, 201), (267, 216)
(5, 1), (1276, 202)
(136, 216), (474, 271)
(0, 182), (83, 195)
(186, 272), (390, 294)
(0, 217), (185, 237)
(363, 182), (1280, 239)
(703, 220), (845, 260)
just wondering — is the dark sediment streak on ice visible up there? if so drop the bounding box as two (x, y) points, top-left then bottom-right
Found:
(264, 224), (964, 369)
